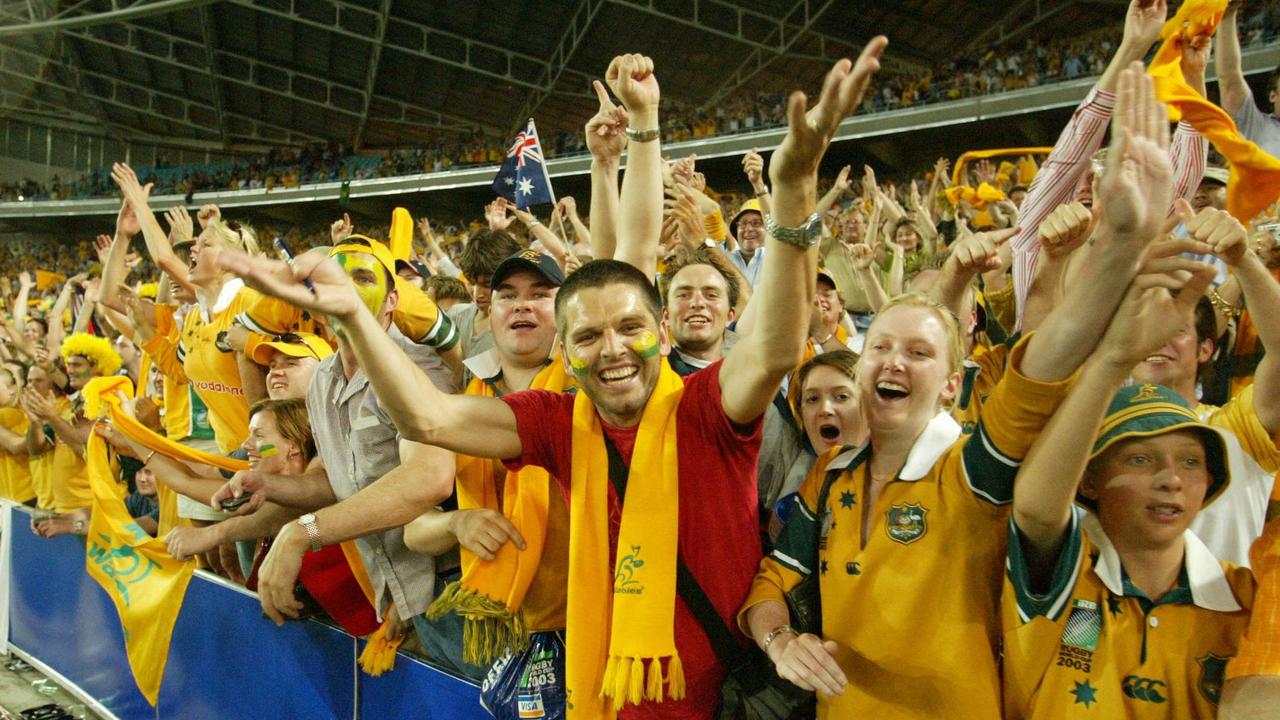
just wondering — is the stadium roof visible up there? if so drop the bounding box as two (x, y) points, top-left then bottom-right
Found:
(0, 0), (1124, 154)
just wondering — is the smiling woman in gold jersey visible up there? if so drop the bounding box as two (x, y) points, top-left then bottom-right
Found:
(738, 62), (1188, 718)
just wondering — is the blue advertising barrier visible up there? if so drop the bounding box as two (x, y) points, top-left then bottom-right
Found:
(6, 506), (488, 720)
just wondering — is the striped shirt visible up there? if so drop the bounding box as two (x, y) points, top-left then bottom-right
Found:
(1011, 86), (1207, 330)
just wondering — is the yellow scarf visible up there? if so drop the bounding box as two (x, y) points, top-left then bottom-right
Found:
(430, 361), (571, 665)
(567, 359), (685, 718)
(943, 181), (1007, 209)
(1148, 0), (1280, 222)
(83, 376), (401, 675)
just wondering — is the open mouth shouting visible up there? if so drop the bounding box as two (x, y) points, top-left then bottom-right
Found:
(818, 422), (841, 442)
(875, 380), (910, 401)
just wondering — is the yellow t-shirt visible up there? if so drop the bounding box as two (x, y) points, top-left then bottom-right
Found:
(740, 336), (1074, 719)
(1003, 511), (1253, 719)
(47, 397), (91, 514)
(141, 305), (217, 444)
(178, 283), (256, 453)
(1200, 383), (1280, 474)
(0, 407), (34, 503)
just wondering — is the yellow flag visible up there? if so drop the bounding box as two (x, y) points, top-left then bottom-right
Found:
(35, 270), (66, 290)
(82, 377), (195, 705)
(389, 207), (413, 262)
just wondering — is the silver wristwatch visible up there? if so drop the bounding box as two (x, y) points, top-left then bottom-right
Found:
(297, 513), (322, 552)
(765, 212), (823, 248)
(624, 126), (660, 143)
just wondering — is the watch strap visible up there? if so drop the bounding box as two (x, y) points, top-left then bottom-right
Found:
(298, 514), (323, 552)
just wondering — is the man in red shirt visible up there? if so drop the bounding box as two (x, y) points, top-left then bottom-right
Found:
(217, 44), (887, 719)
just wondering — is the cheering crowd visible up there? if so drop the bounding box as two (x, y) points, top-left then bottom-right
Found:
(7, 0), (1280, 718)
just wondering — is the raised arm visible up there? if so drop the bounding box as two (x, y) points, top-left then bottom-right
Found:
(559, 197), (593, 252)
(216, 249), (524, 460)
(44, 274), (83, 356)
(585, 80), (627, 260)
(609, 54), (663, 274)
(510, 205), (568, 265)
(815, 165), (852, 216)
(1011, 0), (1169, 329)
(109, 164), (195, 294)
(848, 244), (889, 312)
(743, 149), (772, 217)
(1191, 207), (1280, 436)
(1021, 63), (1182, 382)
(930, 227), (1017, 322)
(720, 39), (887, 424)
(12, 271), (31, 338)
(1215, 5), (1249, 117)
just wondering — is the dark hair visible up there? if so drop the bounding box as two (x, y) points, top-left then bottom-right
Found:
(1194, 295), (1220, 386)
(660, 246), (741, 309)
(554, 259), (662, 337)
(424, 276), (471, 304)
(460, 229), (521, 280)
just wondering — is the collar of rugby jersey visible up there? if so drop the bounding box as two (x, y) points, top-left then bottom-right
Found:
(463, 346), (502, 382)
(1079, 511), (1241, 612)
(196, 278), (245, 323)
(824, 409), (961, 481)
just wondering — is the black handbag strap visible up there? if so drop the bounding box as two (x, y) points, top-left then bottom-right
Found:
(601, 435), (749, 670)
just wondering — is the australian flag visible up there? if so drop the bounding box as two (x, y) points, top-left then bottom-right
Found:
(493, 119), (555, 209)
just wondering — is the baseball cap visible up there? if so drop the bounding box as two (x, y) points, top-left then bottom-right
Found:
(490, 249), (565, 289)
(395, 259), (431, 278)
(1081, 383), (1230, 510)
(329, 235), (398, 278)
(1201, 166), (1230, 187)
(249, 331), (334, 366)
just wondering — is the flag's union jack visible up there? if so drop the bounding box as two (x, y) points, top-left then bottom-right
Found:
(492, 119), (555, 209)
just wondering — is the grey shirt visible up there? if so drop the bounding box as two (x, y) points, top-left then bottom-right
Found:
(1230, 85), (1280, 160)
(306, 324), (459, 618)
(446, 302), (495, 365)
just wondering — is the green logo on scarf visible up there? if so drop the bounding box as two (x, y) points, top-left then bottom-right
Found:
(614, 545), (646, 595)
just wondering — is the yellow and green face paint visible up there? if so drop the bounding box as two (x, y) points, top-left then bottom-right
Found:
(630, 330), (660, 359)
(568, 348), (591, 379)
(258, 443), (279, 459)
(335, 252), (389, 317)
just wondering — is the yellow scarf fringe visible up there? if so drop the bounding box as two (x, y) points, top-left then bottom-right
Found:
(430, 362), (570, 665)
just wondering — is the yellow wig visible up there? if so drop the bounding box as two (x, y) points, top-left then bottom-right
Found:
(60, 333), (123, 377)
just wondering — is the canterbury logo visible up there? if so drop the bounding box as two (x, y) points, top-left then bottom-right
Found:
(1122, 675), (1167, 703)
